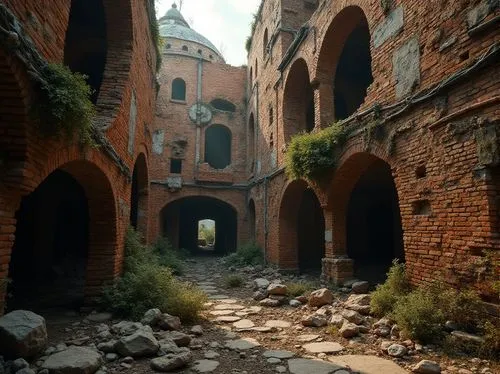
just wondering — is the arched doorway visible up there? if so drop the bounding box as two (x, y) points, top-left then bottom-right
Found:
(130, 153), (149, 237)
(283, 58), (315, 142)
(331, 153), (404, 283)
(316, 6), (373, 122)
(6, 161), (117, 311)
(161, 197), (237, 255)
(279, 181), (325, 272)
(205, 125), (232, 169)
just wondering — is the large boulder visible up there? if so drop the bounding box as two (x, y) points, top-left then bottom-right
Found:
(42, 347), (103, 374)
(115, 329), (159, 357)
(254, 278), (270, 290)
(157, 313), (182, 331)
(344, 294), (371, 314)
(141, 308), (162, 326)
(412, 360), (441, 374)
(308, 288), (333, 307)
(0, 310), (47, 358)
(150, 351), (192, 372)
(267, 283), (287, 296)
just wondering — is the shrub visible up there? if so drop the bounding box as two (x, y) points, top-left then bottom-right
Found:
(393, 288), (445, 343)
(34, 63), (96, 145)
(101, 228), (205, 321)
(223, 274), (244, 288)
(370, 260), (411, 316)
(285, 122), (346, 180)
(286, 281), (314, 297)
(224, 242), (264, 267)
(153, 236), (185, 275)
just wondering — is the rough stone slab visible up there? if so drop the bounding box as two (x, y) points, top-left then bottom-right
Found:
(193, 360), (220, 373)
(209, 310), (235, 316)
(328, 355), (408, 374)
(42, 347), (103, 374)
(250, 326), (275, 333)
(263, 350), (295, 359)
(373, 6), (404, 48)
(150, 351), (192, 372)
(214, 304), (245, 310)
(233, 319), (255, 329)
(296, 334), (320, 342)
(215, 316), (241, 323)
(265, 320), (291, 328)
(302, 342), (344, 354)
(208, 295), (229, 300)
(288, 358), (344, 374)
(115, 330), (159, 357)
(0, 310), (47, 359)
(393, 37), (421, 99)
(225, 338), (260, 350)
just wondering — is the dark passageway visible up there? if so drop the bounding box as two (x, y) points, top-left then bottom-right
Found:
(346, 159), (404, 283)
(298, 189), (325, 273)
(161, 197), (237, 255)
(8, 171), (89, 311)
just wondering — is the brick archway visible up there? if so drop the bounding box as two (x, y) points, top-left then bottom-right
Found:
(130, 152), (149, 238)
(4, 159), (118, 311)
(282, 58), (315, 142)
(328, 152), (404, 283)
(278, 180), (325, 271)
(315, 5), (372, 125)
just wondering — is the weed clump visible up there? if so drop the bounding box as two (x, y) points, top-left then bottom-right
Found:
(101, 228), (205, 321)
(223, 274), (244, 288)
(286, 281), (314, 297)
(224, 242), (264, 267)
(370, 260), (411, 316)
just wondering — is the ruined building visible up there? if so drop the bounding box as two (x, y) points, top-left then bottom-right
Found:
(0, 0), (498, 314)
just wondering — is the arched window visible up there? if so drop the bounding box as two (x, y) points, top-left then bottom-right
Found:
(64, 0), (107, 103)
(210, 99), (236, 112)
(263, 28), (269, 57)
(171, 78), (186, 101)
(182, 45), (188, 51)
(205, 125), (232, 169)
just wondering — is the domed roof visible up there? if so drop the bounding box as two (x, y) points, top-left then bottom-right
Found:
(159, 3), (223, 60)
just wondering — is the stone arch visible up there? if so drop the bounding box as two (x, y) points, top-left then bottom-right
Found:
(64, 0), (133, 128)
(283, 58), (315, 142)
(172, 78), (186, 101)
(329, 152), (404, 283)
(210, 98), (236, 112)
(7, 159), (118, 310)
(315, 5), (373, 123)
(204, 124), (232, 169)
(248, 113), (256, 172)
(278, 180), (325, 272)
(160, 196), (238, 255)
(130, 153), (149, 238)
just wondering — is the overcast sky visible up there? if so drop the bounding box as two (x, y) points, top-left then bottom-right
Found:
(156, 0), (261, 66)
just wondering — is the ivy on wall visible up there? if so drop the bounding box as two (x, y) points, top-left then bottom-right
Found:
(285, 122), (346, 181)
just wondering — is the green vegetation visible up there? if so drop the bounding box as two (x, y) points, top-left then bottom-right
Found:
(152, 236), (185, 275)
(370, 260), (411, 317)
(198, 221), (215, 246)
(33, 63), (95, 145)
(285, 122), (346, 181)
(224, 242), (264, 266)
(286, 281), (314, 297)
(223, 274), (244, 288)
(101, 228), (205, 321)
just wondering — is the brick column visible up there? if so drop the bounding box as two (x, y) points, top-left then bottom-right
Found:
(315, 78), (335, 128)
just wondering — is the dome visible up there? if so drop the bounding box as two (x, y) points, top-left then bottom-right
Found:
(159, 4), (224, 60)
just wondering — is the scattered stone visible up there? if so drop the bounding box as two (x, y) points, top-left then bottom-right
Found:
(115, 330), (159, 357)
(302, 342), (344, 354)
(328, 355), (408, 374)
(267, 358), (281, 364)
(267, 283), (287, 296)
(289, 300), (302, 307)
(233, 319), (255, 329)
(191, 325), (204, 336)
(97, 340), (117, 353)
(86, 312), (113, 323)
(204, 350), (220, 359)
(391, 324), (401, 338)
(301, 314), (328, 327)
(296, 295), (308, 303)
(150, 351), (192, 372)
(12, 358), (29, 371)
(296, 334), (319, 342)
(250, 326), (275, 333)
(210, 310), (235, 316)
(158, 337), (181, 353)
(412, 360), (442, 373)
(288, 358), (344, 374)
(193, 360), (220, 373)
(111, 321), (143, 336)
(329, 314), (345, 328)
(374, 326), (391, 337)
(276, 365), (287, 373)
(387, 343), (408, 358)
(254, 278), (270, 289)
(105, 353), (119, 362)
(344, 294), (371, 314)
(341, 309), (364, 325)
(374, 318), (393, 328)
(263, 350), (295, 359)
(16, 369), (36, 374)
(259, 298), (281, 307)
(216, 316), (241, 323)
(158, 313), (182, 331)
(451, 331), (485, 344)
(265, 320), (291, 328)
(42, 347), (103, 374)
(141, 308), (162, 326)
(163, 331), (192, 347)
(0, 310), (48, 358)
(308, 288), (334, 307)
(225, 338), (260, 350)
(122, 356), (134, 364)
(339, 322), (359, 338)
(444, 320), (458, 332)
(351, 281), (369, 294)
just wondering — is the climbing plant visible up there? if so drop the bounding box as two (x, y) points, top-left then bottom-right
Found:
(33, 63), (96, 145)
(285, 122), (346, 181)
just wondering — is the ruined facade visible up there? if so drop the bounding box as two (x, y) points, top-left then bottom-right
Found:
(0, 0), (158, 312)
(0, 0), (498, 314)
